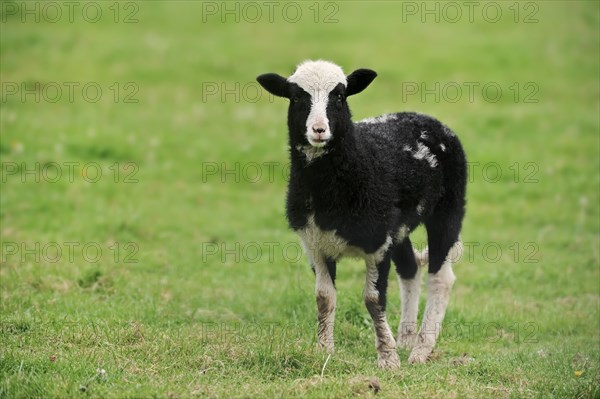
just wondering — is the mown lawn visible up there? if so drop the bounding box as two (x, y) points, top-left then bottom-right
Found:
(1, 1), (599, 398)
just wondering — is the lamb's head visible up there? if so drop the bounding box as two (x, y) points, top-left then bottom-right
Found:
(257, 60), (377, 148)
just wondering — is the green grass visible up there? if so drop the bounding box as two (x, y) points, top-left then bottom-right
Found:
(1, 1), (599, 397)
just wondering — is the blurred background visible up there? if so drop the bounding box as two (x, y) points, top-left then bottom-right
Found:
(1, 1), (598, 397)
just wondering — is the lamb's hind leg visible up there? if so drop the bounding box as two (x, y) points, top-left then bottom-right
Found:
(364, 251), (400, 368)
(392, 238), (427, 349)
(409, 218), (463, 364)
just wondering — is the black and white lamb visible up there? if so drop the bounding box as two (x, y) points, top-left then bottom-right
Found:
(257, 60), (467, 368)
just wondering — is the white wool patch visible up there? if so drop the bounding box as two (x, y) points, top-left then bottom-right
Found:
(295, 144), (328, 162)
(403, 143), (438, 168)
(288, 60), (347, 93)
(420, 131), (428, 140)
(299, 214), (391, 262)
(372, 235), (393, 264)
(299, 214), (347, 261)
(439, 143), (446, 152)
(359, 114), (397, 124)
(396, 225), (410, 242)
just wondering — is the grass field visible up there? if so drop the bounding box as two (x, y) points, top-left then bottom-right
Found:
(1, 1), (599, 398)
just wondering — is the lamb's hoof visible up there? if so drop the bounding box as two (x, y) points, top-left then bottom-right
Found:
(397, 333), (418, 349)
(377, 350), (400, 369)
(408, 345), (433, 364)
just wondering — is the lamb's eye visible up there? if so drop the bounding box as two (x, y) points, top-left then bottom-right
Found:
(292, 96), (299, 103)
(336, 94), (343, 102)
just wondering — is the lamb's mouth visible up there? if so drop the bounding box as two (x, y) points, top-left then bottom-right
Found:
(307, 137), (330, 147)
(312, 140), (328, 147)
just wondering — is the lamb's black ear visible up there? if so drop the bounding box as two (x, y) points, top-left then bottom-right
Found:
(256, 73), (290, 98)
(346, 69), (377, 96)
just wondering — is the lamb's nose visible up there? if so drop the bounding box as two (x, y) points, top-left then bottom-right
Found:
(313, 127), (326, 134)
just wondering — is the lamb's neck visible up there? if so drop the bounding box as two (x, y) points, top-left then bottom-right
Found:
(291, 126), (366, 193)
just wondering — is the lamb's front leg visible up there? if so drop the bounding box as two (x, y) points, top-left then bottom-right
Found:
(364, 253), (400, 369)
(314, 256), (337, 352)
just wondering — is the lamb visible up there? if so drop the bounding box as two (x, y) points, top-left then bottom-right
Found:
(256, 60), (467, 368)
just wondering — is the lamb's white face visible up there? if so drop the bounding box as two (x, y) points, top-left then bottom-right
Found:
(257, 61), (377, 154)
(288, 61), (347, 147)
